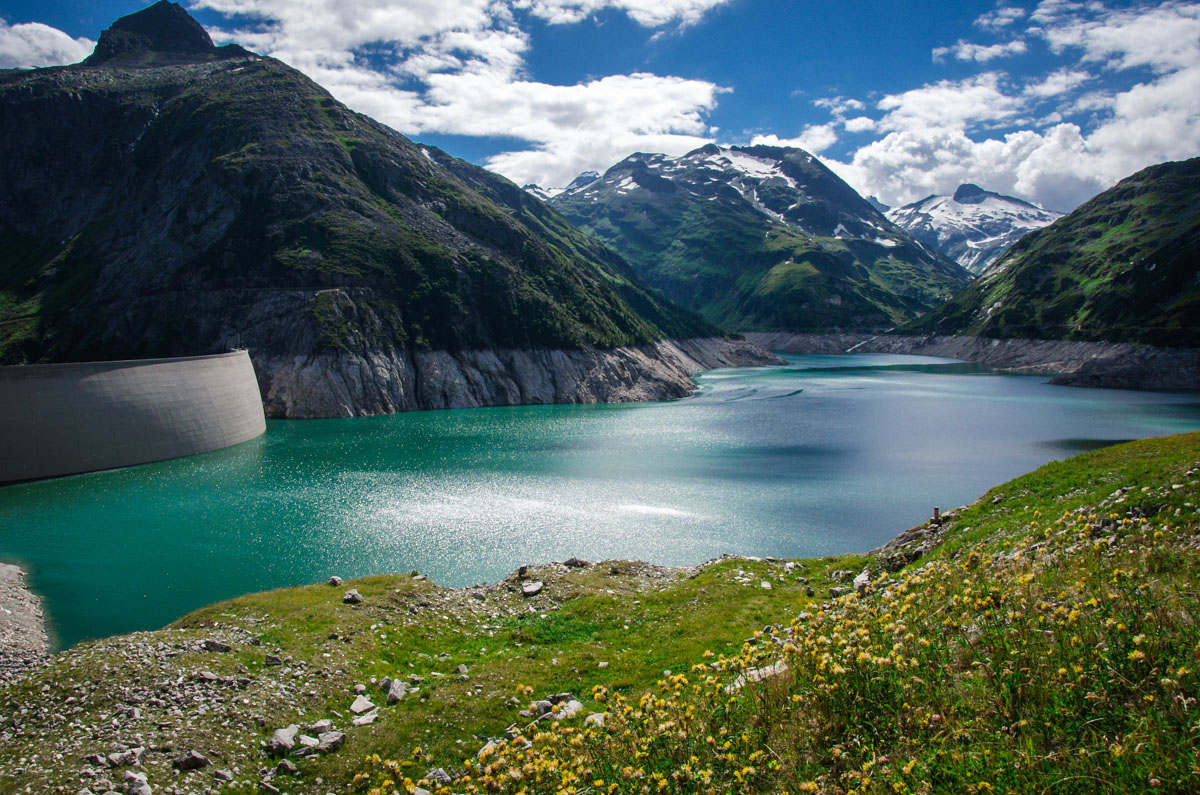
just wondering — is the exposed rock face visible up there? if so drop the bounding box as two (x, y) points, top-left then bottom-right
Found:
(260, 336), (780, 418)
(84, 0), (250, 66)
(745, 332), (1200, 391)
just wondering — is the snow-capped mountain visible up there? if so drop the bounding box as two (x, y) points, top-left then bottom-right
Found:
(549, 144), (969, 332)
(886, 184), (1063, 274)
(521, 183), (553, 201)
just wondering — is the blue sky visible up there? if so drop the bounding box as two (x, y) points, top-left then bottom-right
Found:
(2, 0), (1198, 211)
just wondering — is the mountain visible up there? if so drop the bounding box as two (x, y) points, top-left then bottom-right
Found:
(902, 158), (1200, 347)
(548, 144), (970, 333)
(887, 184), (1063, 273)
(0, 2), (776, 418)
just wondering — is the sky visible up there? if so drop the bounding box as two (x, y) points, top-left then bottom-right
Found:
(1, 1), (1198, 212)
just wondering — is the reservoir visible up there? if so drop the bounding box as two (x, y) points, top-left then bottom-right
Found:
(4, 352), (1200, 648)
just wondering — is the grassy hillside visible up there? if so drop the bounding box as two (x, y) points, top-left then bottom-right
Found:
(1, 434), (1197, 794)
(904, 158), (1200, 347)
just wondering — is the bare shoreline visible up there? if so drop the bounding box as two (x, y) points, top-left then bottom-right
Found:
(0, 561), (49, 686)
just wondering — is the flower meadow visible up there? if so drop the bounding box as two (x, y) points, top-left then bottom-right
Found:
(353, 434), (1200, 795)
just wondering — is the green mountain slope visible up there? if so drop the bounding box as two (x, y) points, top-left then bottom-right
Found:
(0, 3), (726, 416)
(904, 157), (1200, 346)
(549, 145), (971, 332)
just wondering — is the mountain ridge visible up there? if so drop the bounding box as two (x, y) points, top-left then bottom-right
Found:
(548, 144), (970, 333)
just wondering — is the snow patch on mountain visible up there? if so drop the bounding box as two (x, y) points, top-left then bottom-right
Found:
(887, 184), (1062, 273)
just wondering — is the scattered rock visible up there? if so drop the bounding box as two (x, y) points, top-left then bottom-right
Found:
(830, 587), (846, 598)
(350, 695), (375, 714)
(257, 782), (281, 795)
(387, 679), (408, 704)
(121, 771), (152, 795)
(264, 654), (282, 666)
(353, 683), (366, 694)
(316, 731), (345, 753)
(853, 570), (870, 594)
(585, 712), (605, 728)
(425, 768), (452, 785)
(327, 576), (343, 586)
(558, 699), (585, 719)
(212, 770), (234, 782)
(760, 581), (772, 590)
(266, 725), (299, 757)
(308, 719), (334, 734)
(352, 710), (378, 726)
(172, 750), (209, 770)
(454, 664), (469, 675)
(201, 639), (232, 653)
(470, 592), (485, 601)
(522, 581), (544, 597)
(563, 557), (588, 568)
(275, 759), (299, 776)
(107, 747), (145, 768)
(343, 589), (364, 604)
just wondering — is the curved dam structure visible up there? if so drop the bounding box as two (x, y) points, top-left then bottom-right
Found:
(0, 351), (265, 484)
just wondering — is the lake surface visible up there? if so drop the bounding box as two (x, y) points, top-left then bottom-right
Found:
(4, 352), (1200, 648)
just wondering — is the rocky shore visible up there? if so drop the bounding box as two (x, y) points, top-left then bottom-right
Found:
(744, 332), (1200, 390)
(0, 563), (49, 687)
(258, 336), (783, 418)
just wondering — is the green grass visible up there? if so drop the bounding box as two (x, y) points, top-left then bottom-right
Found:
(350, 432), (1200, 795)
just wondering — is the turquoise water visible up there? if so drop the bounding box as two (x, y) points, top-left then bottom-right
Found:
(4, 353), (1200, 648)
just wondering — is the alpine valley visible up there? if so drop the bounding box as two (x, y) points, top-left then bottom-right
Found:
(0, 2), (777, 419)
(545, 145), (971, 333)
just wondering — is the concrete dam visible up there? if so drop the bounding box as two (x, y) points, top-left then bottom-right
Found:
(0, 351), (266, 484)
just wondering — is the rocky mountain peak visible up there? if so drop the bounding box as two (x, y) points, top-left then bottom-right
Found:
(84, 1), (249, 66)
(951, 183), (991, 203)
(562, 170), (600, 193)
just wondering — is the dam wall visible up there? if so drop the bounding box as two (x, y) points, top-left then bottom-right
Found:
(0, 351), (265, 484)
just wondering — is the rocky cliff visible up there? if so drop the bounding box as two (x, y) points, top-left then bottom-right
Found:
(0, 3), (772, 418)
(259, 335), (779, 418)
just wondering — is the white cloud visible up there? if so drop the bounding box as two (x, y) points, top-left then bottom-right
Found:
(750, 123), (839, 155)
(843, 116), (877, 133)
(0, 18), (93, 68)
(975, 5), (1027, 30)
(813, 96), (866, 115)
(876, 72), (1022, 133)
(515, 0), (734, 27)
(1022, 67), (1091, 97)
(826, 1), (1200, 211)
(193, 0), (731, 189)
(1033, 0), (1200, 72)
(932, 38), (1027, 63)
